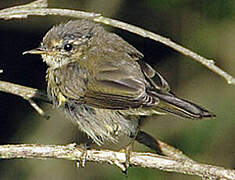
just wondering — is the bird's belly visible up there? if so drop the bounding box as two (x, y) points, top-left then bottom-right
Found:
(62, 100), (139, 145)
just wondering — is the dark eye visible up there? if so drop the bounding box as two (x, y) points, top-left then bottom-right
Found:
(63, 43), (73, 51)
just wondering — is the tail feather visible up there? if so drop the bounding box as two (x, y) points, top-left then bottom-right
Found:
(149, 90), (215, 119)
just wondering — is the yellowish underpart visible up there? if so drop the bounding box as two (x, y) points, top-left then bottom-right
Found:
(58, 92), (67, 107)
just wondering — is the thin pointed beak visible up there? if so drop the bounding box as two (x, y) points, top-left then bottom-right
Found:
(23, 48), (48, 55)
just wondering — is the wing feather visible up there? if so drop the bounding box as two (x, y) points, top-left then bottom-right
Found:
(83, 60), (158, 109)
(137, 59), (170, 92)
(54, 59), (169, 110)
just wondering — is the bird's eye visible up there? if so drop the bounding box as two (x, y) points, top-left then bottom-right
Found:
(63, 43), (73, 51)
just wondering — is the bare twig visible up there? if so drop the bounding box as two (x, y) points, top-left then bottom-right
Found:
(0, 0), (48, 13)
(0, 80), (50, 115)
(0, 143), (234, 180)
(0, 0), (100, 20)
(155, 139), (193, 162)
(0, 0), (234, 84)
(27, 98), (50, 119)
(0, 80), (48, 101)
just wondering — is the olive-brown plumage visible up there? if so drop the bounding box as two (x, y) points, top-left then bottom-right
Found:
(24, 20), (215, 146)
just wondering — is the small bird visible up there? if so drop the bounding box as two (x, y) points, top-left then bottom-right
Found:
(24, 20), (214, 152)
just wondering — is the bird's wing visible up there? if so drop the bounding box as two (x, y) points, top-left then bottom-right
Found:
(137, 59), (170, 93)
(54, 59), (172, 110)
(83, 60), (159, 109)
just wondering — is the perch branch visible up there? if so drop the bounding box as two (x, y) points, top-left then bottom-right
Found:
(0, 0), (235, 84)
(0, 143), (235, 180)
(0, 80), (48, 102)
(0, 80), (49, 116)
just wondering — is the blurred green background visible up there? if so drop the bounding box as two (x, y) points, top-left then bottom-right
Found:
(0, 0), (234, 179)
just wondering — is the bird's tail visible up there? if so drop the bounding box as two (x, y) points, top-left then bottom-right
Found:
(149, 91), (215, 119)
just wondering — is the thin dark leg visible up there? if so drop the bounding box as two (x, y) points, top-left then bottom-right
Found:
(135, 130), (164, 155)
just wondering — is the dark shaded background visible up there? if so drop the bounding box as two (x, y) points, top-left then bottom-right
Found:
(0, 0), (234, 179)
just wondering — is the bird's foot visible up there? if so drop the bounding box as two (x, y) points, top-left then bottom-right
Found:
(119, 143), (133, 175)
(75, 143), (90, 168)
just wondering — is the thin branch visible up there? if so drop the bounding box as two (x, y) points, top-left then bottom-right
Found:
(0, 0), (100, 20)
(0, 0), (234, 84)
(155, 139), (193, 162)
(0, 0), (48, 13)
(27, 98), (50, 118)
(0, 80), (50, 115)
(0, 144), (234, 180)
(0, 80), (48, 101)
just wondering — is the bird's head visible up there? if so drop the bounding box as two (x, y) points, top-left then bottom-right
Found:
(23, 20), (100, 68)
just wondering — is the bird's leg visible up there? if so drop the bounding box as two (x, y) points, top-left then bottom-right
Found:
(120, 130), (165, 173)
(76, 138), (93, 168)
(119, 133), (136, 174)
(119, 117), (145, 174)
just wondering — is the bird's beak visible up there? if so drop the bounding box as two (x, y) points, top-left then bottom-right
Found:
(23, 48), (48, 55)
